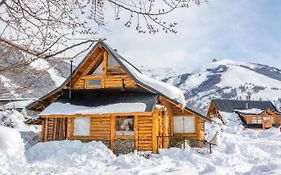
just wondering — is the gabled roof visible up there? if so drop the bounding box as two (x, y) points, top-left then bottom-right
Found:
(212, 99), (277, 113)
(26, 40), (209, 121)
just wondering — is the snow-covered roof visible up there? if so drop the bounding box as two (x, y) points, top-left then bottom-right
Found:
(119, 59), (186, 105)
(39, 89), (157, 115)
(102, 42), (186, 105)
(41, 102), (147, 115)
(212, 99), (277, 113)
(234, 108), (264, 115)
(27, 41), (209, 120)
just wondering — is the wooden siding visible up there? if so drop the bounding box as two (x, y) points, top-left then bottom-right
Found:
(137, 115), (153, 151)
(73, 74), (136, 89)
(41, 118), (67, 141)
(73, 49), (137, 90)
(159, 96), (203, 143)
(243, 113), (281, 129)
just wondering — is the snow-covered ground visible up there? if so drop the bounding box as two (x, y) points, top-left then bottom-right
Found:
(0, 110), (281, 175)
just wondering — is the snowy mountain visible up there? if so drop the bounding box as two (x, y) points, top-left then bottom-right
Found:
(1, 44), (281, 115)
(0, 44), (70, 99)
(141, 59), (281, 114)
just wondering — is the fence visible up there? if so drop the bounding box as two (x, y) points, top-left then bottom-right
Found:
(157, 136), (216, 154)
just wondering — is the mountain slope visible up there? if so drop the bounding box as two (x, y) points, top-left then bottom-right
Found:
(142, 59), (281, 114)
(0, 44), (69, 99)
(1, 44), (281, 115)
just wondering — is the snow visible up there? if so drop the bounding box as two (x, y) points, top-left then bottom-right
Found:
(30, 58), (65, 87)
(0, 126), (24, 157)
(219, 65), (281, 89)
(0, 112), (281, 174)
(120, 59), (186, 105)
(40, 102), (147, 115)
(0, 75), (18, 96)
(235, 108), (264, 114)
(1, 99), (35, 110)
(198, 59), (257, 72)
(184, 72), (208, 90)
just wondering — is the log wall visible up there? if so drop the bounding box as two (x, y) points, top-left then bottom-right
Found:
(41, 118), (68, 141)
(73, 74), (136, 89)
(137, 115), (153, 151)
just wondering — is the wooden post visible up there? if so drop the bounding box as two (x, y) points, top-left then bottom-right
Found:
(103, 51), (108, 75)
(134, 115), (138, 151)
(44, 118), (48, 141)
(152, 110), (158, 154)
(163, 113), (169, 148)
(110, 116), (115, 150)
(41, 120), (45, 142)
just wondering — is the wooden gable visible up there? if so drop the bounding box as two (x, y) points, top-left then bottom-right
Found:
(72, 47), (136, 90)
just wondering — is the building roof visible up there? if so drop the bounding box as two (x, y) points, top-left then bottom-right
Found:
(26, 40), (209, 121)
(40, 89), (158, 115)
(212, 99), (277, 113)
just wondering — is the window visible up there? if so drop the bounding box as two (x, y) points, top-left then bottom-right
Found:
(88, 79), (101, 86)
(257, 117), (262, 124)
(108, 54), (120, 67)
(73, 117), (90, 136)
(251, 117), (257, 124)
(174, 116), (195, 133)
(116, 116), (134, 136)
(91, 62), (103, 75)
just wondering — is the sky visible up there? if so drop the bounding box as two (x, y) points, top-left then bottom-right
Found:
(96, 0), (281, 71)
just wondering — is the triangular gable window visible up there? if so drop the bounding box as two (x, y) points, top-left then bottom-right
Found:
(108, 54), (120, 67)
(91, 61), (103, 75)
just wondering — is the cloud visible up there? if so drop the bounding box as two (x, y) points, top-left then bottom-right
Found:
(95, 0), (281, 71)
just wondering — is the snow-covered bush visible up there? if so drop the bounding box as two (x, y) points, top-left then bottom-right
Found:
(0, 110), (26, 128)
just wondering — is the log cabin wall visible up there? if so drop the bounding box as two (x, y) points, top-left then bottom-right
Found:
(41, 118), (68, 141)
(41, 112), (160, 153)
(136, 115), (154, 152)
(242, 112), (281, 129)
(158, 97), (204, 146)
(207, 102), (221, 120)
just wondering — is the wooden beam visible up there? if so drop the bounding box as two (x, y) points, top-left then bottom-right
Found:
(134, 115), (138, 150)
(103, 51), (108, 75)
(152, 109), (158, 154)
(110, 116), (115, 150)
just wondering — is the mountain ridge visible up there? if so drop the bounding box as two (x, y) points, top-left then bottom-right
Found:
(1, 45), (281, 114)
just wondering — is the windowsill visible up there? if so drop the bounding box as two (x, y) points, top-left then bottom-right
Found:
(116, 131), (134, 136)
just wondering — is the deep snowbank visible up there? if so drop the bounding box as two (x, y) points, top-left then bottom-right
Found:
(0, 109), (281, 174)
(0, 126), (24, 157)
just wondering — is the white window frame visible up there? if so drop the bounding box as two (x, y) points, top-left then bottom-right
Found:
(73, 117), (90, 136)
(173, 116), (196, 134)
(115, 116), (134, 136)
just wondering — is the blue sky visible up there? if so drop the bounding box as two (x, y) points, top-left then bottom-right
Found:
(98, 0), (281, 71)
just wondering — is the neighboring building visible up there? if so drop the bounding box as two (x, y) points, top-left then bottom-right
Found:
(26, 40), (210, 154)
(207, 99), (281, 129)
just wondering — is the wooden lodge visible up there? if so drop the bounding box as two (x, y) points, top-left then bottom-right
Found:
(207, 99), (281, 129)
(26, 40), (210, 154)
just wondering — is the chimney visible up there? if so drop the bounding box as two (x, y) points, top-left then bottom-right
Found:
(69, 60), (73, 99)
